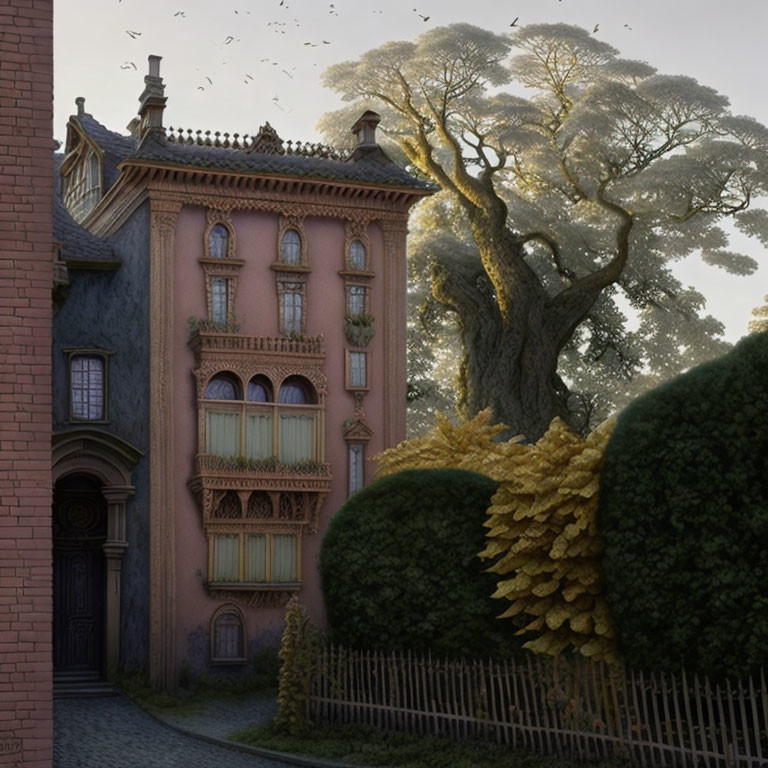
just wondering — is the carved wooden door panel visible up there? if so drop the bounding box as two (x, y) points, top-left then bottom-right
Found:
(52, 480), (107, 674)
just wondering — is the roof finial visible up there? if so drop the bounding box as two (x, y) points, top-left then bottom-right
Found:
(75, 97), (85, 118)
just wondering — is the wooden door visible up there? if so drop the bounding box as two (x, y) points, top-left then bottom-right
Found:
(52, 477), (107, 675)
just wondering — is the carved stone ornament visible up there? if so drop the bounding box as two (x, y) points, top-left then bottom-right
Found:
(353, 391), (366, 421)
(248, 123), (285, 155)
(343, 416), (373, 443)
(208, 587), (298, 609)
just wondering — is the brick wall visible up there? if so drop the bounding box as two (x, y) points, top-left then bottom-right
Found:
(0, 1), (54, 766)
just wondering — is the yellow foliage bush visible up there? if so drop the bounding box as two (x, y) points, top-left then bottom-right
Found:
(375, 409), (522, 481)
(480, 417), (618, 663)
(374, 410), (618, 663)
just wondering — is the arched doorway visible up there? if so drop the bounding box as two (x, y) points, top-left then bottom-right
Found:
(51, 429), (141, 686)
(52, 474), (107, 678)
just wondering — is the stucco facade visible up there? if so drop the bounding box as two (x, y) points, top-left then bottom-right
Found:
(52, 56), (430, 690)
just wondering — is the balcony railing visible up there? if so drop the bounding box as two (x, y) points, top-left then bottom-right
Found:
(190, 330), (325, 361)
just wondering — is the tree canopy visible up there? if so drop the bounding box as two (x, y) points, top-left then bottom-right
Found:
(320, 23), (768, 439)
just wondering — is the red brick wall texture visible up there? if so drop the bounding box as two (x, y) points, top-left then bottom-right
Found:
(0, 0), (54, 766)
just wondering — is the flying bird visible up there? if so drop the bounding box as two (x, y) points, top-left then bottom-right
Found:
(593, 23), (599, 32)
(120, 61), (137, 69)
(623, 23), (632, 29)
(125, 30), (142, 38)
(322, 40), (331, 44)
(245, 73), (254, 80)
(223, 35), (234, 44)
(205, 76), (213, 84)
(281, 69), (294, 78)
(197, 86), (205, 90)
(510, 16), (519, 26)
(174, 10), (185, 16)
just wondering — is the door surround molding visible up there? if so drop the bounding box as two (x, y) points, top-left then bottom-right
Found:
(52, 429), (142, 676)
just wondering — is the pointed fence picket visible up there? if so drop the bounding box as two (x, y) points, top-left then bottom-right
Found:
(307, 646), (768, 767)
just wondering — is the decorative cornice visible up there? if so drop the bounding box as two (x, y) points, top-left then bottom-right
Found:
(207, 586), (299, 609)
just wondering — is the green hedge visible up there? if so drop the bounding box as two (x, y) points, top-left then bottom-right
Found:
(320, 468), (522, 658)
(597, 332), (768, 678)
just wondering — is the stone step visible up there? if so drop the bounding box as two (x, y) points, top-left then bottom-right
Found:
(53, 676), (117, 699)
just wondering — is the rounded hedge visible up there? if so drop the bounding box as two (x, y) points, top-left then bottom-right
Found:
(597, 332), (768, 678)
(320, 468), (522, 658)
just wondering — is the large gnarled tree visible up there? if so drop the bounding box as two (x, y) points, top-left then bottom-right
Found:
(321, 24), (768, 440)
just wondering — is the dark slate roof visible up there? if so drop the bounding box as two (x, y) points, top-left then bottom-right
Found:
(77, 113), (136, 190)
(130, 133), (434, 190)
(53, 154), (118, 266)
(71, 112), (433, 192)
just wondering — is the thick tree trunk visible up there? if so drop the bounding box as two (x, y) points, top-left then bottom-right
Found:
(431, 239), (571, 443)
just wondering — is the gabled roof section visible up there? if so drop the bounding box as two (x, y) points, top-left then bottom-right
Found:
(73, 111), (135, 190)
(53, 154), (119, 268)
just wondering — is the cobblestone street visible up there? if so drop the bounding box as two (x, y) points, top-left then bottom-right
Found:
(54, 695), (309, 768)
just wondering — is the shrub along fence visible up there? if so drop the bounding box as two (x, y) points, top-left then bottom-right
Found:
(307, 646), (768, 767)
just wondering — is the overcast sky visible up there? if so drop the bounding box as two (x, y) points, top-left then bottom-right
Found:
(54, 0), (768, 342)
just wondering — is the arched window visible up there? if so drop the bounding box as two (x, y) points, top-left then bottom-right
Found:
(204, 373), (241, 400)
(277, 377), (316, 464)
(280, 229), (302, 265)
(209, 224), (230, 259)
(349, 239), (366, 270)
(210, 605), (246, 663)
(246, 375), (273, 402)
(278, 376), (315, 405)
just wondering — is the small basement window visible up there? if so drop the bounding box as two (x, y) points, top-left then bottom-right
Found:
(210, 605), (247, 664)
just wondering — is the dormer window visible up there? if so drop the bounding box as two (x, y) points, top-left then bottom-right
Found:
(60, 142), (102, 222)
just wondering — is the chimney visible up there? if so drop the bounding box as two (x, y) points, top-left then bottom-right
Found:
(347, 110), (392, 165)
(75, 97), (85, 118)
(138, 55), (166, 141)
(350, 110), (380, 147)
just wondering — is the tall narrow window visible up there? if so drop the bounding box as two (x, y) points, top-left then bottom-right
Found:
(348, 443), (364, 496)
(210, 277), (229, 324)
(209, 224), (229, 259)
(281, 229), (302, 265)
(70, 354), (106, 420)
(272, 534), (298, 582)
(346, 285), (367, 316)
(213, 535), (239, 581)
(348, 351), (367, 389)
(282, 288), (303, 334)
(349, 240), (366, 270)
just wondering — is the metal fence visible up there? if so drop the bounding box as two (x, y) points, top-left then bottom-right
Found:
(308, 646), (768, 767)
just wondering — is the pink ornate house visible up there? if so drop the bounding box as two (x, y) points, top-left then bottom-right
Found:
(52, 56), (431, 691)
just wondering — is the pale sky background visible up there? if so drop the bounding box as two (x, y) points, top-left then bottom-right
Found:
(54, 0), (768, 343)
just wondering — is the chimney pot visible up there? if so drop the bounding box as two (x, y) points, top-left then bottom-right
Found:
(75, 97), (85, 117)
(148, 55), (162, 78)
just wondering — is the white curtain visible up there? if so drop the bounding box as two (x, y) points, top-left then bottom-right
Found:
(245, 534), (267, 582)
(213, 535), (239, 581)
(272, 534), (297, 582)
(278, 413), (313, 463)
(245, 412), (273, 459)
(207, 411), (240, 457)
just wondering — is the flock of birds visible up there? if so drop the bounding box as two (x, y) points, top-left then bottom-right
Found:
(116, 0), (636, 115)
